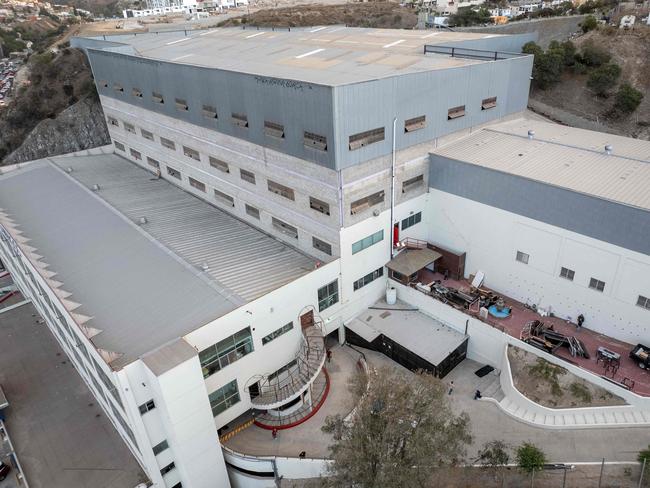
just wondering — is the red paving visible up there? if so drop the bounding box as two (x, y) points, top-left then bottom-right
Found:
(418, 271), (650, 397)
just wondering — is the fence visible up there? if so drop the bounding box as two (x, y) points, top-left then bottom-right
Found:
(423, 45), (527, 61)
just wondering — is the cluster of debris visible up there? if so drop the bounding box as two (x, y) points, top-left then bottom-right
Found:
(521, 320), (589, 359)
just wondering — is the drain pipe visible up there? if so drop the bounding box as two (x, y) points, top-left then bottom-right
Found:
(390, 117), (397, 260)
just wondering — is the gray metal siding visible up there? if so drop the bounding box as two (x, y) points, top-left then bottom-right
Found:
(334, 55), (533, 169)
(87, 49), (338, 169)
(428, 155), (650, 256)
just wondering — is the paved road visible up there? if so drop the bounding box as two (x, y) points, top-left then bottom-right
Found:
(0, 302), (146, 488)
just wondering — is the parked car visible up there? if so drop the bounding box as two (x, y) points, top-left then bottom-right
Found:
(630, 344), (650, 369)
(0, 461), (11, 481)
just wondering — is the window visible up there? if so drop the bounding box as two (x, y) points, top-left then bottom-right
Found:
(304, 131), (327, 152)
(589, 278), (605, 292)
(152, 91), (164, 104)
(132, 87), (143, 98)
(637, 295), (650, 310)
(138, 399), (155, 415)
(352, 230), (384, 254)
(141, 129), (154, 141)
(209, 156), (229, 173)
(262, 322), (294, 345)
(93, 358), (123, 408)
(515, 251), (529, 264)
(147, 157), (160, 169)
(208, 380), (240, 417)
(189, 177), (206, 192)
(214, 189), (234, 207)
(113, 83), (124, 93)
(268, 180), (295, 200)
(124, 122), (136, 134)
(110, 402), (136, 447)
(318, 280), (339, 312)
(481, 96), (497, 110)
(129, 148), (142, 160)
(351, 191), (385, 215)
(167, 167), (181, 180)
(160, 462), (175, 476)
(353, 267), (384, 291)
(107, 116), (119, 127)
(152, 440), (169, 456)
(401, 212), (422, 230)
(448, 105), (466, 120)
(161, 137), (175, 150)
(309, 197), (330, 216)
(175, 98), (188, 111)
(245, 204), (260, 219)
(312, 237), (332, 256)
(183, 146), (200, 161)
(272, 217), (298, 239)
(264, 120), (285, 139)
(202, 104), (217, 119)
(402, 175), (424, 193)
(231, 112), (248, 128)
(114, 140), (125, 151)
(349, 127), (385, 150)
(199, 328), (253, 378)
(404, 115), (426, 133)
(240, 169), (255, 184)
(559, 267), (575, 281)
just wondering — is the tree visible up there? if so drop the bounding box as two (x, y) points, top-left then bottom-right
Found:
(477, 440), (510, 483)
(448, 7), (491, 27)
(578, 41), (611, 67)
(581, 15), (598, 33)
(322, 368), (472, 488)
(523, 42), (564, 90)
(516, 442), (546, 474)
(614, 84), (643, 114)
(587, 62), (621, 96)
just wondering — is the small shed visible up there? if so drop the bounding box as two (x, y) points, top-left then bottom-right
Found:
(386, 248), (442, 284)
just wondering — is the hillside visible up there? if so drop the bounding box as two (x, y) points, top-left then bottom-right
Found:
(530, 26), (650, 139)
(219, 2), (418, 29)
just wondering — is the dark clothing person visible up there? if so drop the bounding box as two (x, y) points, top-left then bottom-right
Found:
(577, 314), (585, 330)
(474, 390), (482, 400)
(272, 428), (278, 440)
(326, 349), (332, 363)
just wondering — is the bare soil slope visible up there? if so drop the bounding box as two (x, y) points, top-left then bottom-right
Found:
(531, 26), (650, 139)
(219, 2), (417, 29)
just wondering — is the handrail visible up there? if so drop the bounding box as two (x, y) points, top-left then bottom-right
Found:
(423, 44), (528, 61)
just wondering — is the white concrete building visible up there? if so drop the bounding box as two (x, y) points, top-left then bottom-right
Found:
(0, 25), (649, 488)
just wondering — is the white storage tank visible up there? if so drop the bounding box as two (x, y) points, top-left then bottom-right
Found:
(386, 286), (397, 305)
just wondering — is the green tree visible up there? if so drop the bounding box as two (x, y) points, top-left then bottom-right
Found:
(516, 442), (547, 474)
(477, 440), (510, 483)
(587, 62), (621, 96)
(578, 41), (611, 67)
(448, 6), (491, 26)
(581, 15), (598, 32)
(614, 84), (643, 114)
(523, 41), (564, 90)
(322, 368), (472, 488)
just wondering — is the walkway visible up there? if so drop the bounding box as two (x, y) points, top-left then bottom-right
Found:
(224, 342), (362, 458)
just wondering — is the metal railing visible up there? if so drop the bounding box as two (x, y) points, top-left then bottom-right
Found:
(423, 44), (528, 61)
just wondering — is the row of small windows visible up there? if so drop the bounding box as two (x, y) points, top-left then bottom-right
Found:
(102, 82), (496, 152)
(262, 322), (294, 345)
(111, 120), (335, 216)
(113, 139), (334, 256)
(401, 212), (422, 231)
(352, 230), (384, 255)
(199, 327), (254, 379)
(353, 267), (384, 291)
(516, 252), (648, 304)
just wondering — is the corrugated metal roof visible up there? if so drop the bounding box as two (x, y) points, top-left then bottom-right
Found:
(52, 152), (319, 301)
(433, 119), (650, 211)
(0, 161), (238, 369)
(84, 27), (508, 86)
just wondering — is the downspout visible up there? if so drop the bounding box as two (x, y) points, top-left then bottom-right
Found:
(390, 117), (397, 260)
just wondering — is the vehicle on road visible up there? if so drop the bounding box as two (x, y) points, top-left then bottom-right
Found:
(0, 461), (11, 481)
(630, 344), (650, 369)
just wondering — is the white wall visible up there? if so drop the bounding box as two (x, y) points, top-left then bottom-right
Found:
(427, 189), (650, 345)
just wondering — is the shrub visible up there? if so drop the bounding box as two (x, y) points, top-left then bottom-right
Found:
(581, 15), (598, 32)
(523, 41), (564, 89)
(516, 443), (547, 473)
(578, 41), (611, 67)
(615, 84), (644, 114)
(587, 62), (622, 96)
(569, 382), (592, 403)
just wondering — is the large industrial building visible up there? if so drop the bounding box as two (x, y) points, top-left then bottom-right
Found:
(0, 25), (648, 488)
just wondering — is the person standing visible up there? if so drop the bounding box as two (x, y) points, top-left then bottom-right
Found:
(577, 314), (585, 330)
(272, 428), (278, 440)
(448, 380), (454, 395)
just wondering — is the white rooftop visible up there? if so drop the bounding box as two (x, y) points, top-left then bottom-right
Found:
(433, 119), (650, 212)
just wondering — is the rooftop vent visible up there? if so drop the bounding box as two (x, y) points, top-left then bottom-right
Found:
(138, 216), (148, 225)
(605, 144), (613, 155)
(65, 167), (73, 173)
(201, 262), (210, 272)
(527, 130), (535, 140)
(91, 184), (100, 191)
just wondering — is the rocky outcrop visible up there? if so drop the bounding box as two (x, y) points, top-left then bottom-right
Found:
(3, 96), (109, 165)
